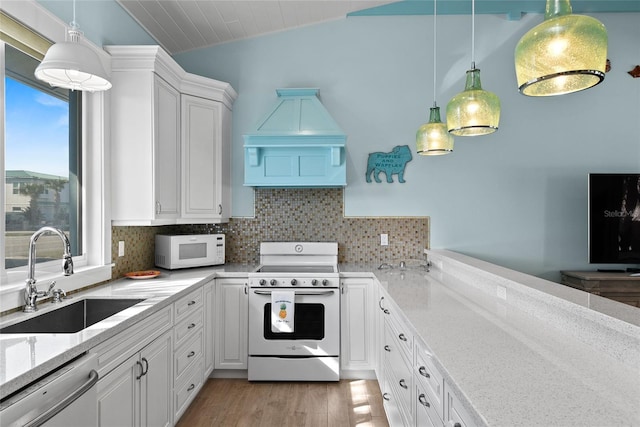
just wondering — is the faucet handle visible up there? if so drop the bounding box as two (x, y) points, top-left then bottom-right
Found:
(51, 288), (67, 303)
(46, 281), (56, 294)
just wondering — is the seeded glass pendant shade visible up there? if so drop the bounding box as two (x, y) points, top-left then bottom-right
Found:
(34, 0), (111, 92)
(417, 105), (453, 155)
(446, 65), (500, 136)
(515, 0), (607, 96)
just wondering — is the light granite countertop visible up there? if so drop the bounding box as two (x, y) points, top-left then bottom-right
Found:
(367, 251), (640, 427)
(2, 255), (638, 427)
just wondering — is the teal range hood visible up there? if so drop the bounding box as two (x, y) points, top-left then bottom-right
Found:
(243, 88), (347, 187)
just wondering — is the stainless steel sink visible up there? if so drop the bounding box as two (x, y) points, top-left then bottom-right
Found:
(0, 298), (145, 334)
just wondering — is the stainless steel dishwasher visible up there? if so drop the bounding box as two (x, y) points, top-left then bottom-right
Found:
(0, 353), (98, 427)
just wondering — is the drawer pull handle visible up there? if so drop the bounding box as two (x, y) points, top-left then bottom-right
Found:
(454, 424), (462, 427)
(398, 333), (408, 342)
(187, 351), (196, 358)
(419, 366), (431, 378)
(187, 300), (196, 306)
(379, 298), (390, 314)
(418, 393), (431, 408)
(188, 323), (196, 329)
(384, 345), (391, 352)
(382, 393), (391, 401)
(187, 384), (195, 392)
(399, 379), (408, 389)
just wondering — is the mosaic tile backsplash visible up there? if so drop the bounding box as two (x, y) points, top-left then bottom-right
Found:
(111, 189), (429, 279)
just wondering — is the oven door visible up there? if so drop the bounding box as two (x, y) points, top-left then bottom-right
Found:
(248, 288), (340, 357)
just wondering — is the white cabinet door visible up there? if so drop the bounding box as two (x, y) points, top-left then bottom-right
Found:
(214, 278), (248, 369)
(140, 331), (173, 427)
(340, 277), (376, 374)
(97, 332), (173, 427)
(109, 68), (180, 225)
(97, 353), (139, 427)
(180, 95), (231, 223)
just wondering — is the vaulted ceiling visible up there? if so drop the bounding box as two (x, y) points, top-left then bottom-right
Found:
(115, 0), (640, 54)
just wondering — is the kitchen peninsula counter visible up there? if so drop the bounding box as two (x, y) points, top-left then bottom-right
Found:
(342, 250), (640, 426)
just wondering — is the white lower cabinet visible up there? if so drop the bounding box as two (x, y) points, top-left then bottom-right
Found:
(214, 278), (248, 369)
(97, 331), (173, 427)
(173, 287), (205, 422)
(340, 277), (376, 375)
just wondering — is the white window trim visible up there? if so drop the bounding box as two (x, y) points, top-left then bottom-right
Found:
(1, 0), (112, 312)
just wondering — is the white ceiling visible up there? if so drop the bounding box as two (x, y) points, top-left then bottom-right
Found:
(116, 1), (392, 54)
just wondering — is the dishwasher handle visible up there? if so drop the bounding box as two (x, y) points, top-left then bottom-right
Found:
(24, 369), (99, 427)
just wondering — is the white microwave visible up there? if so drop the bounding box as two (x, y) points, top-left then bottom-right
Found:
(155, 234), (225, 270)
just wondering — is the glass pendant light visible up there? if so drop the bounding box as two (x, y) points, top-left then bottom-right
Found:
(515, 0), (607, 96)
(446, 0), (500, 136)
(34, 0), (111, 92)
(416, 0), (453, 155)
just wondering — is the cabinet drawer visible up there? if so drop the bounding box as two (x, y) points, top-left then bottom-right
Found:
(416, 383), (442, 427)
(415, 342), (445, 421)
(174, 307), (203, 348)
(385, 314), (412, 365)
(174, 287), (203, 321)
(174, 358), (204, 422)
(381, 358), (412, 427)
(175, 329), (203, 383)
(91, 305), (173, 377)
(383, 320), (412, 417)
(445, 383), (476, 427)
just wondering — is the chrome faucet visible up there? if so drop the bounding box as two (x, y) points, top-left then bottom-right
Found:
(23, 226), (74, 313)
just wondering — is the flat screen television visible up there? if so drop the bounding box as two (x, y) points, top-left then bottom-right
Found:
(589, 173), (640, 264)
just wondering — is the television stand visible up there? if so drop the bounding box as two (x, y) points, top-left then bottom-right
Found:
(560, 271), (640, 307)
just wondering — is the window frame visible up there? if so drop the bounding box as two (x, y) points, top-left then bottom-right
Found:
(1, 1), (111, 312)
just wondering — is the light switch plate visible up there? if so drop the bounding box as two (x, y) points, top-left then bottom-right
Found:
(118, 241), (125, 257)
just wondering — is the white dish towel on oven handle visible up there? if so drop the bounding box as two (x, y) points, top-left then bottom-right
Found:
(272, 290), (295, 333)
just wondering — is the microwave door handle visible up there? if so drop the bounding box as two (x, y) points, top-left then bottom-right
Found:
(253, 290), (335, 296)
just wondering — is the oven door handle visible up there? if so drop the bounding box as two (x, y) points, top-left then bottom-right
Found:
(253, 290), (335, 296)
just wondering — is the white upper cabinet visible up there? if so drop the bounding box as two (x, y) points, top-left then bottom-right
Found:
(106, 46), (237, 226)
(179, 95), (232, 223)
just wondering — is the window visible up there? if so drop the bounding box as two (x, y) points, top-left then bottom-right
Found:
(4, 43), (82, 269)
(1, 5), (111, 312)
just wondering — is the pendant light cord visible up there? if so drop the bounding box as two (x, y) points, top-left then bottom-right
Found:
(471, 0), (475, 68)
(433, 0), (437, 107)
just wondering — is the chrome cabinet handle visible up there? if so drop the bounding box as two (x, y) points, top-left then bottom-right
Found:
(23, 370), (99, 427)
(136, 360), (144, 380)
(187, 351), (196, 358)
(399, 379), (408, 389)
(382, 393), (391, 401)
(188, 323), (196, 329)
(384, 345), (391, 352)
(156, 201), (161, 214)
(419, 366), (431, 378)
(142, 357), (149, 376)
(187, 300), (196, 306)
(378, 297), (390, 314)
(218, 204), (222, 215)
(418, 393), (431, 407)
(398, 333), (407, 342)
(187, 384), (195, 391)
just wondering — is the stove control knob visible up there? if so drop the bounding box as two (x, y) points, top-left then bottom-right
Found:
(291, 279), (297, 286)
(270, 279), (277, 286)
(322, 279), (329, 286)
(259, 279), (267, 286)
(311, 279), (318, 286)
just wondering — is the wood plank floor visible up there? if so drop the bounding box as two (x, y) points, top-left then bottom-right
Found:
(176, 379), (390, 427)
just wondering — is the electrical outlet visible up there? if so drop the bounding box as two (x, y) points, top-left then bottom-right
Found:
(118, 241), (125, 257)
(497, 285), (507, 300)
(381, 234), (389, 246)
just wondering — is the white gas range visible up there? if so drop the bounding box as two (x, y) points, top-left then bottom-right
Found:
(247, 242), (340, 381)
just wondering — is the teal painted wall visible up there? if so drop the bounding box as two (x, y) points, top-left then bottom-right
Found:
(29, 1), (640, 280)
(173, 13), (640, 280)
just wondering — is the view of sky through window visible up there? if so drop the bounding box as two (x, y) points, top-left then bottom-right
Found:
(5, 77), (69, 178)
